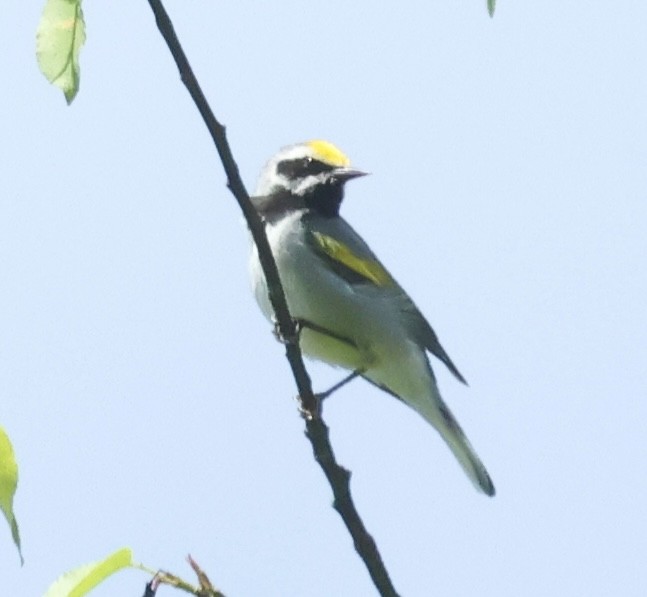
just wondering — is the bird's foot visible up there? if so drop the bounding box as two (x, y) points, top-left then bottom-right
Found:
(296, 394), (322, 421)
(295, 369), (363, 420)
(272, 317), (302, 345)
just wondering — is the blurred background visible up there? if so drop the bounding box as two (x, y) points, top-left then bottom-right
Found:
(2, 1), (646, 595)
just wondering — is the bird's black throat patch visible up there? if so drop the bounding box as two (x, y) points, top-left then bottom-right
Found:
(253, 180), (345, 221)
(304, 179), (345, 217)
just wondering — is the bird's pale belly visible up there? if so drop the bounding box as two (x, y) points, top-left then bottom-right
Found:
(298, 324), (376, 372)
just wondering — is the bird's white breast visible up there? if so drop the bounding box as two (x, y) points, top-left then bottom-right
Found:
(249, 211), (380, 369)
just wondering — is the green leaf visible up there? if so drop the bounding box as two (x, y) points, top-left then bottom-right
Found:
(36, 0), (86, 104)
(487, 0), (496, 17)
(0, 427), (22, 564)
(44, 547), (134, 597)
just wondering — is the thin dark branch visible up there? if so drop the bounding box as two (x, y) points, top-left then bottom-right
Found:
(305, 420), (400, 596)
(145, 1), (399, 595)
(146, 0), (314, 413)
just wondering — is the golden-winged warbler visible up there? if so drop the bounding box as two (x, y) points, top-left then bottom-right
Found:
(249, 140), (494, 496)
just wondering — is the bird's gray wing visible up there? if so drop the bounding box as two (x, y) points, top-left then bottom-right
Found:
(307, 214), (468, 384)
(402, 302), (468, 385)
(304, 215), (397, 288)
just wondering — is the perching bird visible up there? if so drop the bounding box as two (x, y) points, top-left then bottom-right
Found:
(249, 140), (494, 496)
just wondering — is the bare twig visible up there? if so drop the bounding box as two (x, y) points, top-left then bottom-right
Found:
(143, 558), (225, 597)
(145, 1), (400, 594)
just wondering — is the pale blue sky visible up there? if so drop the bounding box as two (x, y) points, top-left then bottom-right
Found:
(3, 2), (646, 596)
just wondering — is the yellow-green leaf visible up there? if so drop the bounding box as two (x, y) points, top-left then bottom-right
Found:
(44, 547), (134, 597)
(0, 427), (22, 564)
(36, 0), (86, 104)
(487, 0), (496, 17)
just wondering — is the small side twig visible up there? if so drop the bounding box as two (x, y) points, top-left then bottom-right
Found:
(142, 556), (225, 597)
(145, 1), (400, 595)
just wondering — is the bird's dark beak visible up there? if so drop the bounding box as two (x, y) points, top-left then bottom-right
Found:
(333, 167), (369, 182)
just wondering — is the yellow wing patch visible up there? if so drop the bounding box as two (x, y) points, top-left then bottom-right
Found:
(312, 232), (393, 287)
(307, 140), (351, 168)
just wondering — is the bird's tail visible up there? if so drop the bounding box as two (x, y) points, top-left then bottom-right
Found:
(414, 396), (495, 497)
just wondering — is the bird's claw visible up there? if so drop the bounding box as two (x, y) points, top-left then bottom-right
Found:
(272, 317), (302, 346)
(296, 393), (322, 421)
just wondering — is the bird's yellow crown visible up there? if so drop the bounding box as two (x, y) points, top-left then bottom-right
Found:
(306, 140), (351, 168)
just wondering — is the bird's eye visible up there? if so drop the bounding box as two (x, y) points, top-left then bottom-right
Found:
(276, 157), (334, 179)
(303, 157), (334, 176)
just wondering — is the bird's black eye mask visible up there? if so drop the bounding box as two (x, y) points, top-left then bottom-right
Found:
(276, 157), (334, 180)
